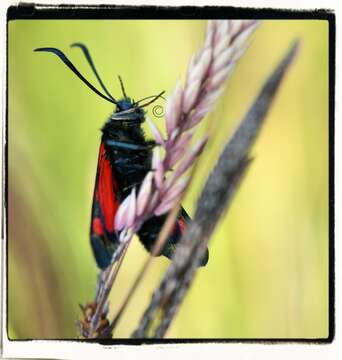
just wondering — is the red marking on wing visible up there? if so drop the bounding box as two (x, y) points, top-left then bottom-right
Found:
(171, 214), (187, 235)
(177, 216), (186, 234)
(92, 217), (104, 236)
(95, 142), (119, 234)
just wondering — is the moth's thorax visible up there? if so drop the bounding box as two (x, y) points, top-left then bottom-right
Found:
(101, 115), (147, 148)
(100, 98), (151, 200)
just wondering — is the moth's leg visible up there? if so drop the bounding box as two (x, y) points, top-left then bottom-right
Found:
(122, 181), (145, 192)
(145, 140), (157, 149)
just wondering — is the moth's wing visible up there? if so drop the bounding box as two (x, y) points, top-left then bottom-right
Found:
(90, 142), (120, 269)
(162, 207), (209, 267)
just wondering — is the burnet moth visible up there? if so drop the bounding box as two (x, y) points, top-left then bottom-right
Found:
(34, 43), (209, 270)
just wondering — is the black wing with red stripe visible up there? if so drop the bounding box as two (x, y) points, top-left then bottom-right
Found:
(90, 142), (120, 269)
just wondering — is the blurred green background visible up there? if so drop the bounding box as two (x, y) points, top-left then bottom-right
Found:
(8, 20), (329, 339)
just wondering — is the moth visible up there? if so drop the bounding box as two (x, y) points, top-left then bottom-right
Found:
(35, 43), (209, 269)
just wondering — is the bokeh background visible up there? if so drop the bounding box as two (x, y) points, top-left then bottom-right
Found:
(8, 19), (329, 339)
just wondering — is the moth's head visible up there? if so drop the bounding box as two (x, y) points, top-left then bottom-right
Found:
(110, 77), (164, 124)
(113, 76), (164, 118)
(117, 97), (134, 111)
(110, 96), (145, 124)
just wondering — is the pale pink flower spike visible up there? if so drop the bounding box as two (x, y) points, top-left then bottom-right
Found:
(114, 20), (259, 243)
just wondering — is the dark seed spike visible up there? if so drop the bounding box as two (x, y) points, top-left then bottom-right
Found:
(70, 43), (117, 102)
(34, 47), (118, 105)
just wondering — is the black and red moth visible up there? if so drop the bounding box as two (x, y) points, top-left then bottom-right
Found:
(35, 43), (209, 269)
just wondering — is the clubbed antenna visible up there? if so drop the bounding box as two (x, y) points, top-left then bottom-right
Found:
(34, 47), (118, 105)
(71, 42), (117, 103)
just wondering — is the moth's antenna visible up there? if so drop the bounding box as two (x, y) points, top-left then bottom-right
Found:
(139, 91), (166, 108)
(34, 47), (118, 105)
(70, 43), (117, 102)
(118, 75), (127, 99)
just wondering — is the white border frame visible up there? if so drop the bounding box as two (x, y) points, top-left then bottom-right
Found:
(1, 1), (341, 359)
